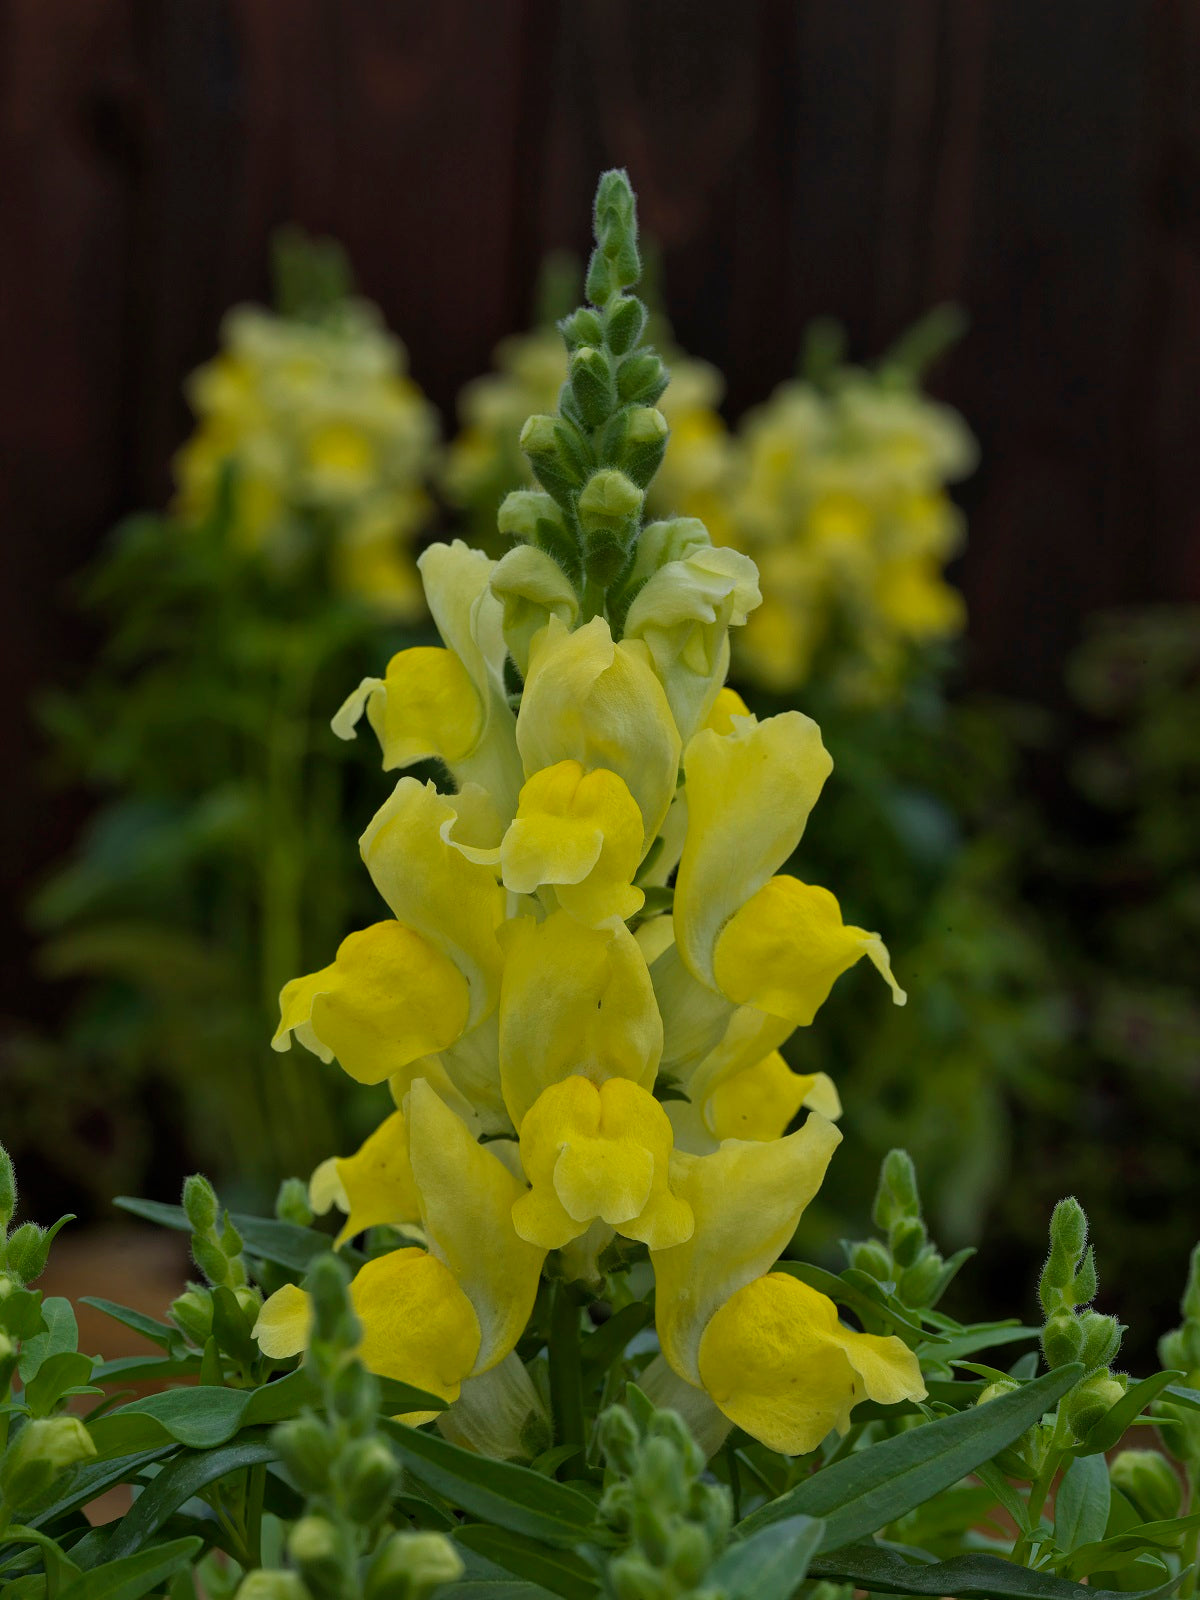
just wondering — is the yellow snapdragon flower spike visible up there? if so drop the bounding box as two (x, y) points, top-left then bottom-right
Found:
(175, 297), (438, 617)
(262, 173), (916, 1458)
(728, 362), (976, 699)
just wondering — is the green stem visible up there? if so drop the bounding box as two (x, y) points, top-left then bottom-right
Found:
(548, 1281), (586, 1460)
(246, 1461), (266, 1569)
(1178, 1481), (1199, 1600)
(1013, 1411), (1069, 1566)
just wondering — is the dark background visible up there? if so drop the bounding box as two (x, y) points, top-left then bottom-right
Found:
(2, 2), (1197, 1147)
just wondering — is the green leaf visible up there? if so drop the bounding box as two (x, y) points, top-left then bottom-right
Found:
(0, 1524), (83, 1590)
(100, 1438), (276, 1562)
(86, 1368), (446, 1460)
(77, 1299), (174, 1353)
(738, 1364), (1082, 1549)
(710, 1514), (825, 1600)
(455, 1526), (599, 1600)
(445, 1544), (562, 1596)
(210, 1285), (255, 1368)
(113, 1196), (350, 1273)
(25, 1351), (98, 1417)
(579, 1301), (652, 1380)
(776, 1262), (931, 1341)
(1066, 1512), (1200, 1580)
(17, 1298), (80, 1382)
(88, 1357), (200, 1386)
(0, 1288), (46, 1341)
(24, 1449), (172, 1531)
(1055, 1454), (1111, 1552)
(1071, 1372), (1184, 1457)
(923, 1324), (1042, 1364)
(1162, 1383), (1200, 1412)
(809, 1542), (1181, 1600)
(56, 1535), (203, 1599)
(382, 1420), (601, 1549)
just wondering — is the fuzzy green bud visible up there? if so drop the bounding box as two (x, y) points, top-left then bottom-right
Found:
(605, 296), (647, 356)
(339, 1435), (399, 1523)
(288, 1516), (343, 1595)
(619, 407), (670, 488)
(171, 1286), (214, 1346)
(1078, 1310), (1122, 1371)
(890, 1216), (927, 1269)
(569, 346), (616, 427)
(183, 1173), (219, 1234)
(898, 1253), (945, 1307)
(610, 1552), (668, 1600)
(977, 1379), (1021, 1405)
(236, 1574), (313, 1600)
(275, 1177), (314, 1227)
(1066, 1372), (1125, 1438)
(577, 469), (643, 536)
(1110, 1449), (1183, 1523)
(274, 1414), (334, 1492)
(365, 1530), (464, 1600)
(0, 1415), (96, 1507)
(874, 1149), (921, 1232)
(307, 1255), (358, 1350)
(1181, 1243), (1200, 1322)
(599, 1404), (641, 1476)
(586, 170), (641, 308)
(559, 307), (604, 350)
(667, 1522), (713, 1587)
(4, 1223), (51, 1286)
(848, 1239), (893, 1280)
(0, 1145), (15, 1234)
(519, 414), (560, 459)
(1042, 1310), (1084, 1369)
(616, 351), (667, 406)
(649, 1409), (706, 1479)
(192, 1235), (232, 1287)
(498, 489), (566, 547)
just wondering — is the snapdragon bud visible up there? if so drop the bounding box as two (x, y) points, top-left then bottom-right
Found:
(1066, 1371), (1125, 1438)
(0, 1416), (96, 1507)
(619, 407), (670, 488)
(274, 1414), (334, 1493)
(275, 1176), (314, 1227)
(4, 1223), (54, 1285)
(633, 1436), (689, 1519)
(559, 307), (604, 350)
(1110, 1449), (1182, 1523)
(890, 1216), (927, 1269)
(364, 1530), (464, 1600)
(497, 489), (567, 549)
(610, 1552), (668, 1600)
(339, 1435), (399, 1523)
(183, 1173), (219, 1233)
(0, 1145), (15, 1233)
(171, 1285), (214, 1346)
(287, 1515), (343, 1598)
(235, 1573), (313, 1600)
(898, 1253), (944, 1306)
(873, 1149), (920, 1233)
(569, 346), (616, 426)
(605, 296), (647, 355)
(577, 470), (643, 538)
(848, 1239), (893, 1280)
(616, 352), (667, 406)
(1078, 1310), (1122, 1371)
(1042, 1310), (1084, 1369)
(668, 1522), (713, 1587)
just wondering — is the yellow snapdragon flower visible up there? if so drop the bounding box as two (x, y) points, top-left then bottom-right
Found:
(259, 529), (917, 1451)
(175, 299), (439, 617)
(728, 367), (976, 699)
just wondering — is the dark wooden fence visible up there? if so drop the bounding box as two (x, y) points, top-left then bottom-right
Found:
(2, 0), (1198, 1019)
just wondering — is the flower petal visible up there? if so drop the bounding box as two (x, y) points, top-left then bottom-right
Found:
(324, 1110), (422, 1248)
(407, 1078), (545, 1374)
(254, 1283), (310, 1360)
(651, 1114), (842, 1388)
(273, 920), (470, 1084)
(361, 779), (506, 1028)
(706, 1054), (841, 1143)
(499, 913), (662, 1129)
(713, 875), (906, 1025)
(697, 1272), (926, 1454)
(500, 760), (644, 926)
(675, 712), (832, 990)
(352, 1248), (481, 1414)
(518, 615), (681, 853)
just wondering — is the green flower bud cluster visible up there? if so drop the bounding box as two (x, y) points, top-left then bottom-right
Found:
(1152, 1242), (1200, 1471)
(0, 1415), (96, 1511)
(1036, 1199), (1126, 1442)
(0, 1143), (74, 1291)
(1109, 1449), (1183, 1524)
(244, 1257), (461, 1600)
(501, 169), (672, 625)
(598, 1396), (733, 1599)
(846, 1149), (957, 1310)
(277, 1176), (316, 1228)
(184, 1173), (250, 1290)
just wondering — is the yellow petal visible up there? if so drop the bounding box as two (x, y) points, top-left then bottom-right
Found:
(361, 779), (506, 1028)
(703, 686), (752, 735)
(651, 1114), (842, 1387)
(705, 1053), (841, 1143)
(499, 913), (662, 1128)
(407, 1079), (544, 1373)
(273, 920), (470, 1084)
(328, 1110), (422, 1248)
(697, 1272), (926, 1454)
(352, 1248), (481, 1412)
(500, 761), (644, 926)
(518, 615), (681, 852)
(675, 712), (832, 989)
(490, 543), (580, 676)
(333, 647), (482, 769)
(254, 1284), (310, 1360)
(512, 1077), (692, 1251)
(714, 875), (906, 1025)
(390, 1010), (509, 1139)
